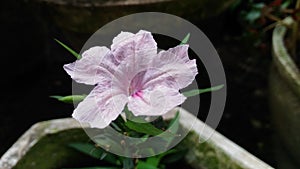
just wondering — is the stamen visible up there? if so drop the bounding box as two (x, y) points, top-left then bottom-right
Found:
(132, 90), (143, 98)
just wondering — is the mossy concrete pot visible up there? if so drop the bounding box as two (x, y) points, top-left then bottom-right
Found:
(270, 18), (300, 167)
(0, 108), (273, 169)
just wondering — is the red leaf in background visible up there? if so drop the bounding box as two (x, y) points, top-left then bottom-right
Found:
(270, 0), (282, 7)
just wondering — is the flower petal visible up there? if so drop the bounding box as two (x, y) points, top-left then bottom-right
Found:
(111, 30), (157, 64)
(64, 46), (120, 85)
(111, 31), (134, 51)
(165, 45), (192, 63)
(72, 85), (128, 129)
(111, 31), (158, 94)
(127, 85), (186, 116)
(143, 45), (198, 89)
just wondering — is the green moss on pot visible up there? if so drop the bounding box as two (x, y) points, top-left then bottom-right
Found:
(13, 129), (92, 169)
(180, 132), (243, 169)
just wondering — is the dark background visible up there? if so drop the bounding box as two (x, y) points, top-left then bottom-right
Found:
(0, 0), (74, 156)
(0, 0), (275, 167)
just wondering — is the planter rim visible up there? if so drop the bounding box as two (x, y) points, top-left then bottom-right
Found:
(0, 108), (274, 169)
(32, 0), (172, 7)
(272, 17), (300, 97)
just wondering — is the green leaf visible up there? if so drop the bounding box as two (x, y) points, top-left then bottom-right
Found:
(182, 84), (224, 97)
(252, 2), (265, 9)
(136, 149), (179, 169)
(54, 39), (81, 59)
(124, 106), (147, 123)
(63, 167), (121, 169)
(245, 10), (261, 24)
(110, 122), (122, 132)
(161, 149), (187, 164)
(280, 0), (292, 9)
(168, 111), (179, 133)
(158, 149), (177, 159)
(69, 143), (103, 159)
(111, 115), (128, 132)
(136, 161), (157, 169)
(125, 120), (164, 136)
(124, 107), (174, 136)
(163, 111), (180, 146)
(180, 33), (190, 45)
(146, 157), (160, 168)
(69, 143), (120, 166)
(93, 135), (124, 155)
(122, 158), (134, 169)
(140, 134), (150, 142)
(137, 149), (183, 168)
(50, 95), (86, 104)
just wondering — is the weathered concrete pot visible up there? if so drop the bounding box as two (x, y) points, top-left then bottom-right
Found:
(36, 0), (234, 33)
(30, 0), (234, 49)
(270, 18), (300, 167)
(0, 108), (273, 169)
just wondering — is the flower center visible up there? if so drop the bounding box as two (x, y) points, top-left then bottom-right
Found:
(128, 83), (143, 98)
(128, 71), (146, 98)
(132, 90), (143, 98)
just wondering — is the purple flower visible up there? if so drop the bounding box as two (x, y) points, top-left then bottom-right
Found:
(64, 30), (198, 128)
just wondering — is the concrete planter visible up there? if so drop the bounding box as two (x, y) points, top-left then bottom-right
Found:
(0, 108), (273, 169)
(270, 18), (300, 168)
(35, 0), (234, 33)
(29, 0), (235, 49)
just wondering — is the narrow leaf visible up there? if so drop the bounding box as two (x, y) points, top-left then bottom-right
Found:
(245, 10), (261, 24)
(125, 120), (164, 136)
(100, 152), (107, 160)
(141, 148), (156, 156)
(280, 0), (291, 9)
(110, 122), (122, 132)
(146, 157), (160, 168)
(122, 158), (134, 169)
(54, 39), (81, 59)
(136, 161), (157, 169)
(163, 111), (180, 146)
(69, 143), (120, 165)
(180, 33), (190, 45)
(138, 149), (178, 169)
(93, 135), (124, 155)
(182, 84), (224, 97)
(50, 95), (86, 104)
(167, 111), (179, 130)
(69, 143), (104, 159)
(63, 167), (121, 169)
(124, 106), (146, 123)
(161, 149), (188, 164)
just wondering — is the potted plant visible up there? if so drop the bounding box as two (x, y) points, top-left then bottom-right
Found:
(0, 30), (274, 169)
